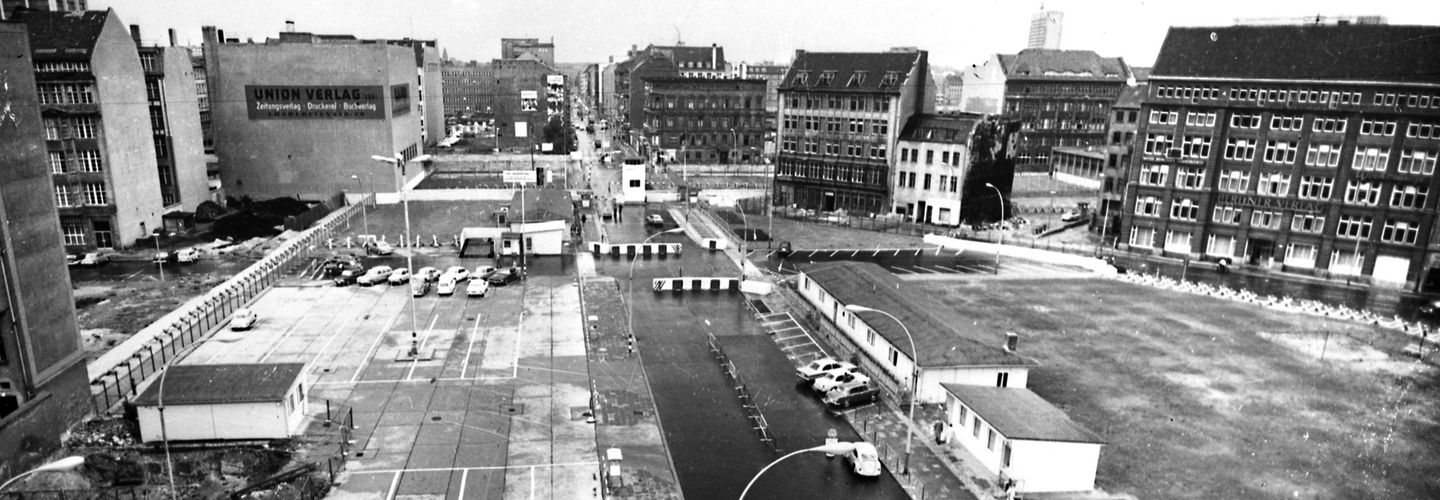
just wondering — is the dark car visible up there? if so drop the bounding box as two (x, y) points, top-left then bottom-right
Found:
(822, 380), (880, 409)
(332, 268), (364, 286)
(322, 257), (362, 278)
(776, 240), (793, 258)
(487, 267), (524, 286)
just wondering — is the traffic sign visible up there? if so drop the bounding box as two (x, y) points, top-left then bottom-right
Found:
(503, 170), (534, 184)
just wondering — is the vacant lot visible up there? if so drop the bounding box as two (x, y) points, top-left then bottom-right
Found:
(914, 278), (1439, 500)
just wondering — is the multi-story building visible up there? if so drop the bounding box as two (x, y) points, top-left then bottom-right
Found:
(642, 77), (767, 164)
(1027, 10), (1064, 50)
(137, 27), (208, 231)
(612, 50), (678, 150)
(774, 49), (934, 214)
(579, 63), (599, 117)
(644, 44), (726, 79)
(441, 61), (494, 120)
(492, 58), (559, 150)
(1122, 24), (1440, 292)
(0, 21), (92, 483)
(892, 113), (1020, 225)
(1095, 84), (1143, 238)
(500, 37), (554, 67)
(202, 26), (431, 200)
(0, 0), (84, 20)
(733, 61), (788, 129)
(16, 9), (182, 249)
(189, 47), (222, 202)
(387, 39), (445, 146)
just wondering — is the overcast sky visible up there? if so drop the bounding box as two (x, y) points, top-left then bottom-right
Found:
(94, 0), (1438, 70)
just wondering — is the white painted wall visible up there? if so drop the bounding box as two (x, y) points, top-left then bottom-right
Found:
(136, 380), (307, 442)
(1008, 439), (1101, 493)
(622, 163), (646, 204)
(918, 366), (1029, 402)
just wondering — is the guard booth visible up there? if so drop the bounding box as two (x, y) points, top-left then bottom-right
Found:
(621, 156), (647, 204)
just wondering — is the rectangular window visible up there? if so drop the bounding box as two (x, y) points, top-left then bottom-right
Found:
(1184, 112), (1216, 127)
(1344, 180), (1382, 206)
(1285, 243), (1318, 269)
(889, 348), (899, 366)
(1291, 213), (1325, 233)
(1304, 143), (1342, 167)
(1206, 234), (1237, 257)
(54, 185), (73, 207)
(75, 151), (102, 172)
(1298, 176), (1333, 200)
(1256, 172), (1291, 196)
(1269, 115), (1304, 131)
(1182, 136), (1212, 159)
(145, 80), (162, 101)
(1405, 122), (1439, 140)
(1174, 167), (1205, 189)
(69, 117), (96, 138)
(1149, 110), (1178, 124)
(996, 372), (1009, 387)
(1218, 170), (1249, 193)
(1224, 138), (1256, 161)
(49, 152), (65, 173)
(1139, 164), (1169, 186)
(1336, 214), (1374, 239)
(1251, 210), (1282, 229)
(925, 150), (934, 164)
(1330, 249), (1363, 276)
(866, 329), (875, 345)
(1380, 220), (1419, 244)
(1230, 113), (1261, 129)
(1165, 230), (1192, 253)
(1352, 147), (1390, 171)
(1398, 149), (1436, 175)
(61, 220), (86, 245)
(1212, 205), (1243, 225)
(1389, 184), (1429, 209)
(1134, 196), (1162, 217)
(922, 174), (932, 190)
(81, 182), (108, 205)
(1143, 133), (1174, 155)
(1264, 140), (1298, 164)
(1169, 199), (1199, 221)
(1129, 226), (1156, 247)
(1360, 119), (1397, 136)
(44, 118), (60, 140)
(1313, 117), (1348, 134)
(987, 429), (997, 451)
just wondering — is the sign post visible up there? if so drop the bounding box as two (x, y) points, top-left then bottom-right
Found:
(503, 170), (534, 268)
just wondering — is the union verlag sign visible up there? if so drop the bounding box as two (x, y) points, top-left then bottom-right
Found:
(246, 85), (385, 119)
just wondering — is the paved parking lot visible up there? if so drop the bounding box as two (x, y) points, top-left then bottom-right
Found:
(182, 266), (597, 499)
(766, 248), (1095, 278)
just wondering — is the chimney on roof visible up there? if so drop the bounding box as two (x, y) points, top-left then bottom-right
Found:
(285, 20), (295, 32)
(711, 43), (717, 70)
(168, 28), (177, 47)
(1004, 332), (1018, 352)
(130, 25), (141, 45)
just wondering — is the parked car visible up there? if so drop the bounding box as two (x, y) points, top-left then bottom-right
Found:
(324, 258), (363, 278)
(175, 247), (200, 263)
(796, 357), (855, 381)
(1061, 211), (1083, 223)
(230, 308), (257, 331)
(365, 241), (395, 256)
(388, 268), (413, 285)
(813, 370), (868, 393)
(473, 265), (499, 281)
(436, 276), (458, 296)
(79, 252), (109, 266)
(442, 266), (470, 282)
(823, 380), (880, 409)
(466, 279), (490, 297)
(152, 251), (172, 265)
(356, 265), (394, 286)
(410, 279), (431, 297)
(65, 252), (82, 266)
(776, 240), (793, 258)
(847, 442), (882, 477)
(333, 267), (364, 286)
(487, 267), (523, 286)
(415, 267), (442, 283)
(644, 214), (665, 226)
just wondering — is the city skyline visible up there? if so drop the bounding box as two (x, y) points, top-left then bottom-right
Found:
(92, 0), (1438, 70)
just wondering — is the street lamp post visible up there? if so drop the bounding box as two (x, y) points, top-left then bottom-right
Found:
(985, 182), (1006, 274)
(735, 201), (749, 270)
(372, 153), (432, 357)
(0, 456), (86, 492)
(627, 228), (686, 341)
(350, 175), (369, 238)
(739, 442), (859, 500)
(729, 127), (739, 166)
(843, 304), (918, 475)
(153, 229), (165, 282)
(155, 338), (209, 500)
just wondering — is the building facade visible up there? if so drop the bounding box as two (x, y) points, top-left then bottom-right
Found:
(642, 78), (767, 164)
(999, 49), (1130, 172)
(612, 50), (678, 150)
(388, 39), (444, 146)
(500, 37), (554, 67)
(646, 44), (726, 79)
(1122, 25), (1440, 292)
(774, 49), (934, 215)
(203, 26), (427, 200)
(17, 9), (178, 249)
(1027, 10), (1063, 50)
(893, 113), (1019, 225)
(733, 61), (788, 142)
(137, 28), (209, 231)
(0, 0), (84, 20)
(1095, 84), (1143, 239)
(0, 21), (92, 483)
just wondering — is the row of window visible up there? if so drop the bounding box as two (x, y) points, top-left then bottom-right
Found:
(37, 83), (95, 105)
(898, 147), (964, 166)
(1130, 229), (1379, 275)
(647, 95), (762, 110)
(48, 151), (103, 174)
(792, 70), (900, 89)
(53, 183), (109, 207)
(784, 94), (893, 113)
(1132, 214), (1421, 253)
(775, 161), (885, 185)
(34, 61), (90, 73)
(1145, 133), (1437, 173)
(650, 115), (763, 130)
(1148, 110), (1440, 142)
(783, 116), (889, 135)
(780, 139), (888, 159)
(42, 116), (97, 140)
(895, 171), (960, 193)
(1141, 167), (1430, 208)
(1137, 196), (1427, 239)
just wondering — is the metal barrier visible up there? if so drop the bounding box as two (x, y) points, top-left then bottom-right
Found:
(587, 241), (683, 257)
(706, 332), (776, 452)
(87, 196), (367, 415)
(651, 277), (741, 292)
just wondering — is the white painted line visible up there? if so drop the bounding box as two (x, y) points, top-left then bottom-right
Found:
(768, 326), (803, 334)
(460, 313), (482, 378)
(458, 469), (468, 500)
(760, 320), (795, 326)
(405, 314), (441, 380)
(258, 319), (305, 362)
(772, 333), (808, 342)
(917, 265), (948, 274)
(384, 471), (401, 500)
(829, 250), (838, 257)
(529, 465), (535, 500)
(913, 249), (921, 256)
(893, 250), (900, 257)
(351, 307), (406, 384)
(308, 315), (356, 366)
(890, 267), (918, 275)
(850, 250), (858, 257)
(953, 249), (963, 255)
(781, 343), (812, 350)
(123, 270), (144, 281)
(512, 309), (525, 379)
(952, 264), (986, 273)
(346, 462), (601, 475)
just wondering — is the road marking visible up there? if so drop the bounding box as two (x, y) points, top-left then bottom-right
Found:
(258, 319), (306, 362)
(954, 249), (963, 255)
(781, 343), (811, 350)
(772, 333), (808, 342)
(918, 265), (949, 274)
(890, 267), (918, 275)
(384, 471), (401, 500)
(529, 465), (536, 500)
(850, 250), (858, 257)
(405, 314), (441, 380)
(512, 309), (525, 379)
(460, 313), (483, 378)
(458, 469), (468, 500)
(768, 326), (803, 334)
(829, 250), (838, 257)
(347, 462), (601, 475)
(123, 270), (144, 281)
(951, 263), (986, 273)
(351, 307), (406, 384)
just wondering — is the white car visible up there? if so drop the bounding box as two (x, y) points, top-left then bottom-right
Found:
(175, 248), (200, 263)
(388, 268), (413, 285)
(356, 265), (394, 286)
(442, 266), (470, 282)
(436, 277), (458, 296)
(473, 265), (498, 281)
(847, 442), (882, 477)
(79, 252), (108, 266)
(813, 370), (868, 393)
(230, 308), (257, 331)
(415, 267), (441, 282)
(796, 357), (855, 381)
(466, 279), (490, 297)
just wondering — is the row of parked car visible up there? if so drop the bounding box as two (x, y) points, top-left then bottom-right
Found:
(323, 257), (523, 297)
(796, 356), (880, 410)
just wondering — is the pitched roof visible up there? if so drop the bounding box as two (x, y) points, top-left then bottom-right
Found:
(899, 113), (985, 144)
(797, 262), (1037, 368)
(1152, 25), (1440, 84)
(133, 363), (306, 406)
(648, 44), (726, 69)
(998, 48), (1129, 82)
(942, 385), (1105, 444)
(781, 50), (924, 93)
(11, 8), (111, 59)
(1113, 84), (1145, 109)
